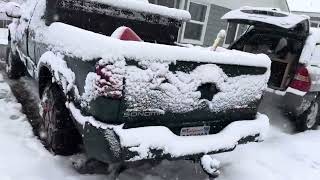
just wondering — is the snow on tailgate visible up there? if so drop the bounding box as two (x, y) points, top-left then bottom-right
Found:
(43, 23), (271, 68)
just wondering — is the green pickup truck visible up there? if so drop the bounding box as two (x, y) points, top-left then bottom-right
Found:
(5, 0), (270, 178)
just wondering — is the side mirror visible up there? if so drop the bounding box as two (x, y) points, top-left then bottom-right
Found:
(5, 2), (21, 18)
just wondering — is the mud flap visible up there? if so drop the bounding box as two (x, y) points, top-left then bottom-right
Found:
(83, 122), (122, 164)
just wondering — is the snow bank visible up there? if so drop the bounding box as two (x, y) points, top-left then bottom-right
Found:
(44, 22), (271, 68)
(88, 0), (191, 21)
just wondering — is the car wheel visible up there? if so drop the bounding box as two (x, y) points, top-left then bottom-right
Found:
(296, 101), (319, 132)
(6, 49), (25, 79)
(40, 83), (82, 155)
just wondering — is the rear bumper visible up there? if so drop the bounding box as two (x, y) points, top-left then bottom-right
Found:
(264, 89), (317, 117)
(69, 103), (269, 163)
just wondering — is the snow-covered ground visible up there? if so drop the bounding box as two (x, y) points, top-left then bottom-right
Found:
(0, 68), (320, 180)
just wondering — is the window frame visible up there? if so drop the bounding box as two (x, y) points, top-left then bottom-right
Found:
(223, 23), (249, 47)
(310, 21), (320, 28)
(150, 0), (179, 8)
(180, 0), (210, 45)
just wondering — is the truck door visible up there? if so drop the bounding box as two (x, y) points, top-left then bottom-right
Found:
(13, 0), (39, 77)
(27, 0), (46, 76)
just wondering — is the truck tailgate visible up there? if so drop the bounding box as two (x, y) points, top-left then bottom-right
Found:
(118, 60), (269, 134)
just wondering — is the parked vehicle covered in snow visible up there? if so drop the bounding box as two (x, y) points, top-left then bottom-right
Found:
(223, 7), (320, 131)
(6, 0), (270, 178)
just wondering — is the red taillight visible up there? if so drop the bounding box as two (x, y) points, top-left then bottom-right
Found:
(95, 64), (123, 99)
(289, 66), (311, 92)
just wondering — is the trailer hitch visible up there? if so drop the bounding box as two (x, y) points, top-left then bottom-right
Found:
(200, 155), (221, 179)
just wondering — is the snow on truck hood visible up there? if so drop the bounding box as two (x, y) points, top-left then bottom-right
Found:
(87, 0), (191, 21)
(44, 22), (271, 68)
(222, 7), (309, 29)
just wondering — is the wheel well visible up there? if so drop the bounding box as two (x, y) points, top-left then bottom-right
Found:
(38, 66), (52, 98)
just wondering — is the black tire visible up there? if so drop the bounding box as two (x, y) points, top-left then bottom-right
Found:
(296, 101), (319, 132)
(40, 83), (82, 155)
(6, 48), (26, 79)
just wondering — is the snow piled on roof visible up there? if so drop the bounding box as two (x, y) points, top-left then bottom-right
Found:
(222, 7), (309, 29)
(287, 0), (320, 13)
(88, 0), (191, 21)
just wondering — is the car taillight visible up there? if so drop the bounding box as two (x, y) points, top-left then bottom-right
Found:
(289, 66), (311, 92)
(95, 64), (123, 99)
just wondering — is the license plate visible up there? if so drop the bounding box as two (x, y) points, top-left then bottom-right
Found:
(180, 126), (210, 136)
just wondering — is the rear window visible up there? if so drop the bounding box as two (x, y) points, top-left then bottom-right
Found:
(46, 0), (181, 45)
(240, 9), (288, 17)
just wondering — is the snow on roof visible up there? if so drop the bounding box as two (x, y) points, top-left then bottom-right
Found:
(222, 6), (309, 29)
(88, 0), (191, 21)
(287, 0), (320, 13)
(43, 22), (271, 68)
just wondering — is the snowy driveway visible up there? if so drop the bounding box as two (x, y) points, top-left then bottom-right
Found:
(0, 65), (320, 180)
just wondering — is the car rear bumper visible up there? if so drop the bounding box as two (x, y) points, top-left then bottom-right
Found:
(68, 103), (269, 163)
(263, 89), (317, 117)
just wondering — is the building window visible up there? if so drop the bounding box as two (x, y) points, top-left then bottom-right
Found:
(224, 23), (248, 46)
(181, 1), (210, 44)
(149, 0), (180, 9)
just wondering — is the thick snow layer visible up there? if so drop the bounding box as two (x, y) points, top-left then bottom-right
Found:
(43, 22), (271, 68)
(287, 0), (320, 13)
(88, 0), (191, 21)
(222, 6), (309, 29)
(122, 63), (269, 113)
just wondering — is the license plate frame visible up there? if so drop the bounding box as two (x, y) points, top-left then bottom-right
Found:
(180, 126), (210, 136)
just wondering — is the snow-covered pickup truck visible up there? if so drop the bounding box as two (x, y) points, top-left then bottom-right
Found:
(5, 0), (270, 177)
(223, 7), (320, 131)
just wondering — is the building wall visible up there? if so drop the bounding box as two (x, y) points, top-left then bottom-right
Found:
(203, 4), (229, 46)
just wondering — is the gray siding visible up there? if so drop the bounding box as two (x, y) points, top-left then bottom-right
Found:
(203, 4), (229, 47)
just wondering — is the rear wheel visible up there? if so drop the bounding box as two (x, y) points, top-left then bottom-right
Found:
(296, 101), (319, 132)
(6, 48), (25, 79)
(39, 83), (82, 155)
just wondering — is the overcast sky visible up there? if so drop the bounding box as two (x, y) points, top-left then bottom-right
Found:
(287, 0), (320, 13)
